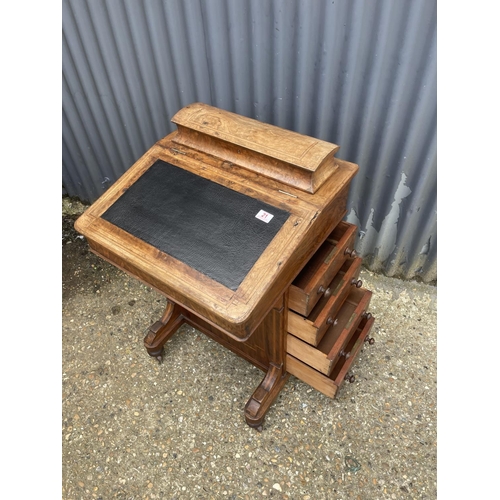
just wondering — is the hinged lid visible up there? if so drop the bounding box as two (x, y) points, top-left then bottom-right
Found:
(171, 102), (339, 194)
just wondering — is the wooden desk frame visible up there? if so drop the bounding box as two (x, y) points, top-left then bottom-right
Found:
(75, 103), (358, 428)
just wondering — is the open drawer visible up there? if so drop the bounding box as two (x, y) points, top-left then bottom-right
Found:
(286, 287), (372, 376)
(286, 314), (375, 399)
(288, 256), (363, 346)
(289, 221), (357, 316)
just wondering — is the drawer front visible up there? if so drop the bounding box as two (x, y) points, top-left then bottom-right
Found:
(286, 287), (372, 376)
(286, 315), (375, 399)
(287, 256), (363, 346)
(289, 221), (357, 316)
(322, 287), (372, 369)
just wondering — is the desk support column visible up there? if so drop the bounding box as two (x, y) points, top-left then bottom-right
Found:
(144, 300), (185, 363)
(244, 291), (290, 429)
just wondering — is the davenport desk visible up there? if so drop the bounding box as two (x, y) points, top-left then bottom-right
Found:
(75, 103), (375, 429)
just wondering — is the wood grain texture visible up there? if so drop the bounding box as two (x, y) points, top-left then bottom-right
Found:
(289, 221), (357, 316)
(244, 293), (290, 427)
(171, 102), (339, 193)
(75, 129), (357, 341)
(287, 256), (363, 346)
(182, 293), (288, 372)
(286, 315), (375, 399)
(329, 316), (376, 384)
(144, 300), (185, 361)
(286, 288), (372, 376)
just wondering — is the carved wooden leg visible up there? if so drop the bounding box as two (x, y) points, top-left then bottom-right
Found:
(144, 300), (185, 363)
(244, 292), (290, 429)
(245, 364), (290, 429)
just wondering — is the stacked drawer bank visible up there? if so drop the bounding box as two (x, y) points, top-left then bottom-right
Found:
(286, 220), (376, 398)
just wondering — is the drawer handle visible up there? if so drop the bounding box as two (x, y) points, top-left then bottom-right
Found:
(326, 316), (338, 326)
(317, 285), (331, 297)
(344, 247), (357, 258)
(344, 373), (355, 383)
(350, 279), (362, 288)
(340, 349), (351, 359)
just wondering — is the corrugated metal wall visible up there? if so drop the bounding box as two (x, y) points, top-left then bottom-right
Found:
(62, 0), (437, 283)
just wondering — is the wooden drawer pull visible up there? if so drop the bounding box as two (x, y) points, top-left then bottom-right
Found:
(362, 313), (374, 344)
(344, 373), (355, 383)
(344, 247), (357, 258)
(326, 316), (338, 326)
(350, 278), (362, 288)
(317, 285), (331, 297)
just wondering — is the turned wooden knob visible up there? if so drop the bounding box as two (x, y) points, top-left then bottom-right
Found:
(344, 247), (357, 258)
(326, 316), (338, 326)
(317, 285), (331, 297)
(344, 374), (355, 383)
(351, 279), (362, 288)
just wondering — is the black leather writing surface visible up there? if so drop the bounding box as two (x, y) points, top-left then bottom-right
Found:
(102, 160), (290, 291)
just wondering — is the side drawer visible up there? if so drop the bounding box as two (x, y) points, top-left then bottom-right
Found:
(288, 256), (363, 346)
(286, 314), (375, 399)
(289, 221), (357, 316)
(286, 287), (372, 376)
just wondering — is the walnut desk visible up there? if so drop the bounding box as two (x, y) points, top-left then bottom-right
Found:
(75, 103), (365, 428)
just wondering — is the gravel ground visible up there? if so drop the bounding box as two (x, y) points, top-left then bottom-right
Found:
(62, 197), (437, 500)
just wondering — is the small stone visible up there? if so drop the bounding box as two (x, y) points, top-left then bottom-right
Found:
(272, 483), (282, 492)
(111, 305), (121, 315)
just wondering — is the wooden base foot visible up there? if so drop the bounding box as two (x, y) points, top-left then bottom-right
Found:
(244, 364), (290, 428)
(144, 300), (185, 360)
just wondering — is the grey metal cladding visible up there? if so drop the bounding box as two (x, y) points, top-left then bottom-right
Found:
(62, 0), (437, 283)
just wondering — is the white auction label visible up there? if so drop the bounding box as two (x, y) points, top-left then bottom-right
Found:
(255, 209), (274, 223)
